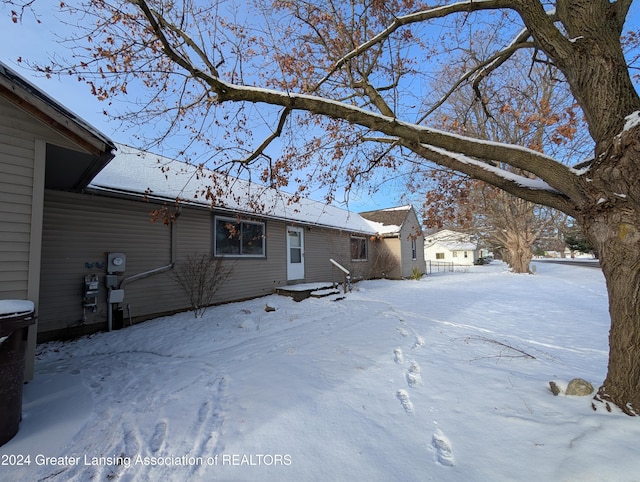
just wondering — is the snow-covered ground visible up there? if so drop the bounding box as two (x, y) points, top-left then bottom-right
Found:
(2, 261), (639, 481)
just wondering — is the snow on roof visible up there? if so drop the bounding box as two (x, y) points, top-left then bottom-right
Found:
(424, 230), (477, 251)
(360, 205), (412, 235)
(430, 240), (478, 252)
(89, 144), (376, 234)
(425, 229), (469, 240)
(362, 220), (401, 235)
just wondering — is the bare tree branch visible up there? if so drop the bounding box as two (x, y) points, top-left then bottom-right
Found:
(420, 38), (535, 123)
(317, 0), (517, 89)
(240, 107), (291, 165)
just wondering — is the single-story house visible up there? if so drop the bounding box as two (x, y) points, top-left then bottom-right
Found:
(424, 229), (480, 266)
(359, 205), (426, 279)
(38, 143), (390, 341)
(0, 61), (116, 380)
(1, 60), (421, 358)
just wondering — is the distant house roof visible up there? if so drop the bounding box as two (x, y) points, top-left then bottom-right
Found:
(424, 229), (477, 251)
(360, 205), (413, 236)
(0, 61), (115, 189)
(432, 240), (478, 251)
(89, 144), (376, 234)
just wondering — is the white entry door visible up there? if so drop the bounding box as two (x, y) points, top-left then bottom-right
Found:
(287, 226), (305, 281)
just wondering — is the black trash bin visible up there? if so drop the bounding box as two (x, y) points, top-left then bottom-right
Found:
(0, 300), (35, 447)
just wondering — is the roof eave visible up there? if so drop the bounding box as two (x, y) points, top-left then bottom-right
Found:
(0, 63), (115, 157)
(85, 185), (376, 235)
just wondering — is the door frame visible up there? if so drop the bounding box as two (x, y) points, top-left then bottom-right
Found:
(286, 226), (305, 281)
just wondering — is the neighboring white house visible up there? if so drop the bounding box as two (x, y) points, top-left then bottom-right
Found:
(423, 229), (480, 266)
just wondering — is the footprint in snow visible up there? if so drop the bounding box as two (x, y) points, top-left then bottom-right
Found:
(122, 421), (141, 458)
(394, 348), (404, 364)
(397, 327), (410, 337)
(406, 361), (421, 387)
(396, 389), (414, 414)
(432, 428), (455, 466)
(413, 335), (425, 349)
(150, 421), (167, 453)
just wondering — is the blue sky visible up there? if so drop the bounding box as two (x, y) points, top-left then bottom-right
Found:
(1, 2), (638, 214)
(0, 2), (404, 212)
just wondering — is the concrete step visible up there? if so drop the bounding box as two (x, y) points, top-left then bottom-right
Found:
(275, 282), (344, 302)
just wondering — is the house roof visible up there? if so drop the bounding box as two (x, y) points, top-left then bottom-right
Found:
(89, 144), (377, 234)
(430, 240), (478, 251)
(0, 61), (115, 189)
(424, 229), (478, 251)
(359, 205), (413, 236)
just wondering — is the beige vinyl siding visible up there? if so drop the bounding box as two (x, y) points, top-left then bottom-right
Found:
(398, 230), (415, 278)
(39, 188), (379, 341)
(0, 150), (33, 296)
(1, 96), (83, 300)
(0, 97), (85, 151)
(0, 100), (36, 298)
(304, 227), (377, 282)
(40, 190), (176, 338)
(398, 210), (426, 278)
(381, 237), (402, 279)
(304, 227), (348, 281)
(1, 95), (92, 378)
(39, 192), (289, 340)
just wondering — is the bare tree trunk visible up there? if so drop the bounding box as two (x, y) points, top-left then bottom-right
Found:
(587, 221), (640, 414)
(581, 126), (640, 414)
(504, 234), (533, 274)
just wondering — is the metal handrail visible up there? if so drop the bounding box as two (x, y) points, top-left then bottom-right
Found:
(329, 259), (351, 293)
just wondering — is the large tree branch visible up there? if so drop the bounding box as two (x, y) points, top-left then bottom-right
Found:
(130, 0), (199, 75)
(131, 0), (586, 213)
(197, 74), (584, 200)
(404, 142), (574, 215)
(371, 136), (575, 213)
(140, 36), (585, 209)
(470, 29), (534, 105)
(513, 0), (640, 142)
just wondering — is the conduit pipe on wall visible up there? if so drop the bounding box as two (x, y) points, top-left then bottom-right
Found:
(108, 210), (179, 331)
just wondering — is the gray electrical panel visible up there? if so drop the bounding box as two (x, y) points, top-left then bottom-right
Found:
(107, 253), (126, 273)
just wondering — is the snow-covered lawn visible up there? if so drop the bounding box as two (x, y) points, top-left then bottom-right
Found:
(2, 261), (639, 481)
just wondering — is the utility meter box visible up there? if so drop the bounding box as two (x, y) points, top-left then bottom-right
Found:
(107, 253), (126, 273)
(108, 289), (125, 304)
